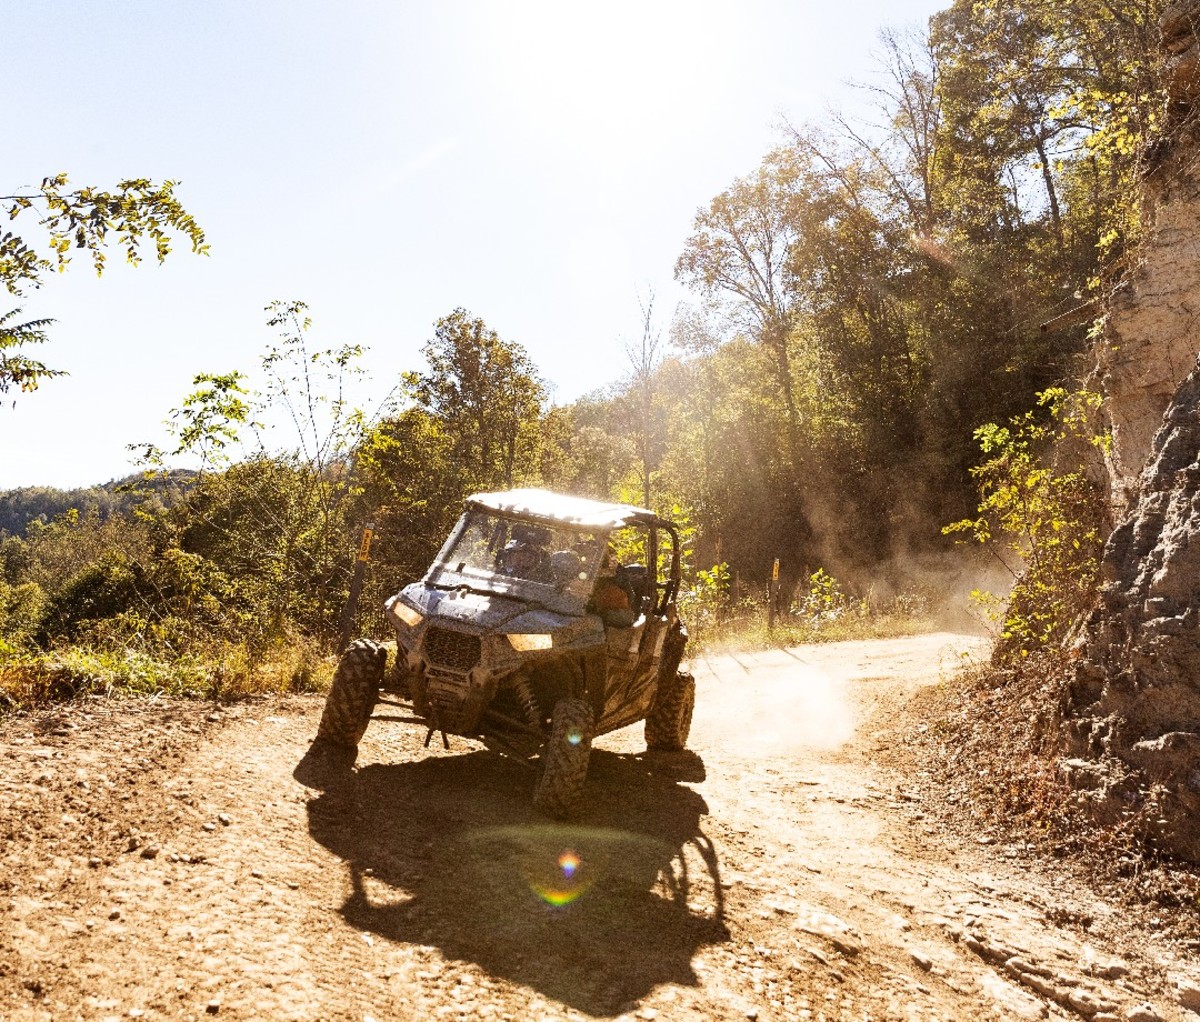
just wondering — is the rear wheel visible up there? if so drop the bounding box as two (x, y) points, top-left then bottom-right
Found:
(316, 639), (386, 747)
(645, 670), (695, 751)
(532, 698), (594, 819)
(382, 653), (412, 699)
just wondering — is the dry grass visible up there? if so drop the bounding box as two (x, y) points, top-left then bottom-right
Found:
(0, 632), (334, 711)
(687, 610), (934, 655)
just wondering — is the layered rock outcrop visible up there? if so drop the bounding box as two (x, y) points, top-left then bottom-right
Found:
(1090, 1), (1200, 508)
(1063, 1), (1200, 861)
(1067, 357), (1200, 859)
(1163, 0), (1200, 113)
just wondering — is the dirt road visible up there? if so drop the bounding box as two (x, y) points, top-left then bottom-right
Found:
(4, 632), (1199, 1021)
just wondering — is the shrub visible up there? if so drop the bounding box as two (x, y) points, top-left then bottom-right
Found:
(944, 388), (1112, 661)
(37, 553), (147, 644)
(795, 568), (866, 624)
(0, 580), (45, 645)
(679, 562), (731, 630)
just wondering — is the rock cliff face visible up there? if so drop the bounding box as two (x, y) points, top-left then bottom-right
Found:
(1092, 1), (1200, 508)
(1067, 357), (1200, 859)
(1064, 0), (1200, 861)
(1163, 0), (1200, 114)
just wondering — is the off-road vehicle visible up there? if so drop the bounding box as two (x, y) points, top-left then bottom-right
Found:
(315, 488), (694, 817)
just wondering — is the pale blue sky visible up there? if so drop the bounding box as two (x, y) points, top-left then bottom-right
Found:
(2, 0), (945, 489)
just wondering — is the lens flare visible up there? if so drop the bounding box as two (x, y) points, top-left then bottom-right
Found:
(530, 847), (591, 906)
(463, 825), (674, 912)
(566, 728), (583, 746)
(558, 849), (580, 878)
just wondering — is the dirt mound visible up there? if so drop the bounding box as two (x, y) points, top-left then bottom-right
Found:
(885, 645), (1200, 933)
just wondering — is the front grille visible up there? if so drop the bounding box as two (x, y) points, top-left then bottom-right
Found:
(425, 671), (479, 734)
(425, 627), (481, 673)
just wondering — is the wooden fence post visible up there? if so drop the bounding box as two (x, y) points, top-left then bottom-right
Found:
(768, 557), (780, 630)
(337, 521), (374, 653)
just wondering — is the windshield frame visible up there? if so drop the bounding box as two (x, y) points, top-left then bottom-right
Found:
(424, 509), (610, 615)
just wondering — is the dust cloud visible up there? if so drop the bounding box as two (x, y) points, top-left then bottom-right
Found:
(690, 651), (856, 753)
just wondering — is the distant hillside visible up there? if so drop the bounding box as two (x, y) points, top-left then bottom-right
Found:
(0, 471), (195, 537)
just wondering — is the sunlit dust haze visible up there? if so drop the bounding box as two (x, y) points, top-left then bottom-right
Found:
(695, 653), (857, 753)
(2, 0), (947, 489)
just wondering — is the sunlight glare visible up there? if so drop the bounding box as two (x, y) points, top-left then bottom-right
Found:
(484, 0), (731, 168)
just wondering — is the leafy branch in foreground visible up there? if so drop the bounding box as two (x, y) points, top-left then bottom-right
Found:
(2, 174), (208, 294)
(1, 173), (208, 397)
(944, 388), (1112, 660)
(0, 309), (65, 396)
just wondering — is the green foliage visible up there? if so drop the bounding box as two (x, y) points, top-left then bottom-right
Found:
(0, 474), (181, 538)
(679, 562), (731, 631)
(11, 507), (157, 596)
(797, 568), (864, 623)
(932, 0), (1166, 264)
(538, 403), (636, 500)
(1, 173), (207, 396)
(0, 579), (44, 644)
(0, 309), (63, 395)
(37, 553), (147, 644)
(686, 573), (929, 654)
(176, 455), (354, 641)
(944, 388), (1111, 659)
(0, 645), (210, 707)
(407, 307), (546, 492)
(661, 0), (1164, 592)
(260, 299), (367, 466)
(125, 303), (374, 645)
(0, 635), (329, 710)
(673, 553), (935, 653)
(0, 492), (335, 709)
(674, 147), (818, 546)
(130, 372), (251, 474)
(2, 174), (208, 294)
(354, 407), (460, 581)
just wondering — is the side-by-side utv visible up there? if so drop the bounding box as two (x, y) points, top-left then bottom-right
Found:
(315, 488), (694, 817)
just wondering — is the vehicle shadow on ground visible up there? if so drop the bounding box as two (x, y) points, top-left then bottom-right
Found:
(296, 744), (727, 1014)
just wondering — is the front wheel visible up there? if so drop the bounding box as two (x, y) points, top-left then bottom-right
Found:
(532, 698), (594, 819)
(645, 670), (695, 751)
(316, 639), (386, 747)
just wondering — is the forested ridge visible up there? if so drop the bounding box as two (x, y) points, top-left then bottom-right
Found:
(1, 0), (1173, 696)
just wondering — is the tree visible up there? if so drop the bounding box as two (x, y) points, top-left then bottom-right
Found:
(676, 149), (811, 471)
(624, 289), (666, 508)
(354, 406), (462, 586)
(535, 399), (636, 501)
(931, 0), (1166, 266)
(666, 0), (1167, 586)
(133, 302), (370, 642)
(1, 174), (207, 394)
(407, 309), (546, 491)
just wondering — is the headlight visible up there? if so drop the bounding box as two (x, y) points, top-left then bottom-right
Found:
(506, 633), (553, 651)
(392, 602), (423, 628)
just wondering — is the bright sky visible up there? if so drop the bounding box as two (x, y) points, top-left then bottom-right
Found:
(2, 0), (945, 490)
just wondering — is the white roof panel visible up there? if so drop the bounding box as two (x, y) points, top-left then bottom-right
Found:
(466, 488), (656, 529)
